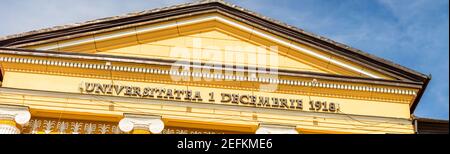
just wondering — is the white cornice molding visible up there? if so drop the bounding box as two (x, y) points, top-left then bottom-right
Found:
(0, 56), (417, 96)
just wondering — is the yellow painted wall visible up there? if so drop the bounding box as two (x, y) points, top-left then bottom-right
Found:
(2, 71), (412, 119)
(0, 85), (415, 134)
(2, 12), (418, 134)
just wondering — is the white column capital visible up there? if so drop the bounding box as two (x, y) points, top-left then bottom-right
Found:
(0, 104), (31, 126)
(256, 123), (298, 134)
(118, 114), (164, 134)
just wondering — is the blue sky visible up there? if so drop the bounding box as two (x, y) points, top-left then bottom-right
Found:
(0, 0), (448, 120)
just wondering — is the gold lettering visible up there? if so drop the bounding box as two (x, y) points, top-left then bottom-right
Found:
(239, 95), (249, 104)
(193, 91), (202, 101)
(208, 92), (215, 102)
(103, 84), (113, 94)
(184, 90), (192, 100)
(231, 94), (239, 104)
(296, 100), (303, 110)
(133, 87), (141, 97)
(290, 99), (303, 110)
(113, 85), (125, 95)
(166, 89), (174, 99)
(249, 96), (256, 105)
(258, 97), (270, 107)
(156, 88), (165, 98)
(271, 98), (280, 107)
(85, 83), (95, 93)
(124, 86), (133, 96)
(94, 83), (104, 94)
(174, 90), (184, 100)
(221, 93), (231, 103)
(79, 82), (339, 112)
(280, 98), (288, 108)
(143, 88), (150, 97)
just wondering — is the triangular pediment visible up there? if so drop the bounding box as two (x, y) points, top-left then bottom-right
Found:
(22, 14), (394, 79)
(94, 26), (334, 75)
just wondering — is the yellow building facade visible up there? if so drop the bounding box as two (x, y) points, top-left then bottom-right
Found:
(0, 0), (430, 134)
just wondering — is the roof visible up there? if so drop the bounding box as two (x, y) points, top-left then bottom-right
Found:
(414, 116), (449, 124)
(414, 116), (449, 134)
(0, 0), (431, 112)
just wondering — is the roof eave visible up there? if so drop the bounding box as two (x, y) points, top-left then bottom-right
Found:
(410, 75), (431, 113)
(0, 47), (425, 89)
